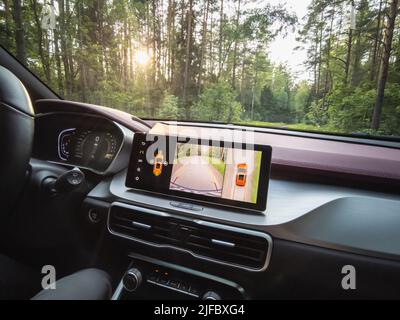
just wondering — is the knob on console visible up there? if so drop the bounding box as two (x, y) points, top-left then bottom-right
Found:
(202, 291), (221, 300)
(123, 268), (142, 292)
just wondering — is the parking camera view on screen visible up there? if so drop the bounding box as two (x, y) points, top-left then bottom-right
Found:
(169, 144), (262, 204)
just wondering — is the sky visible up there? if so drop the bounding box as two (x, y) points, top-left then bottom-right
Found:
(266, 0), (313, 82)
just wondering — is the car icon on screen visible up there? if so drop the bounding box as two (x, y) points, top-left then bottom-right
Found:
(153, 151), (164, 177)
(236, 163), (248, 187)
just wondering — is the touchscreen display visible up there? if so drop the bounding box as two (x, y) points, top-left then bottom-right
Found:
(125, 133), (271, 212)
(170, 143), (262, 204)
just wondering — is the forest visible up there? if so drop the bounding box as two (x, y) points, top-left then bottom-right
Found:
(1, 0), (400, 136)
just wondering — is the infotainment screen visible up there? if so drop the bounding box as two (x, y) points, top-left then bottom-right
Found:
(126, 133), (272, 212)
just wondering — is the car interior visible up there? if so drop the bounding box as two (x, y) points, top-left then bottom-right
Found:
(1, 40), (400, 301)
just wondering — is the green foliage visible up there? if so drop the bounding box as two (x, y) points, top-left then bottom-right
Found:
(297, 0), (400, 136)
(193, 81), (242, 123)
(306, 101), (329, 127)
(258, 86), (275, 120)
(1, 0), (400, 137)
(157, 92), (180, 120)
(292, 81), (312, 121)
(320, 83), (400, 136)
(374, 83), (400, 135)
(254, 65), (302, 124)
(326, 86), (375, 133)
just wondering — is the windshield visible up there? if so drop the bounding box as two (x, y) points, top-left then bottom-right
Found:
(1, 0), (399, 138)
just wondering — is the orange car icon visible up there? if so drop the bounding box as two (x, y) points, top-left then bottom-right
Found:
(236, 164), (248, 187)
(153, 151), (164, 176)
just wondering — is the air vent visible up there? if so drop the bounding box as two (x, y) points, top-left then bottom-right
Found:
(108, 203), (271, 271)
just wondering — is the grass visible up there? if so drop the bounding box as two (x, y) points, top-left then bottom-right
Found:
(204, 157), (226, 176)
(177, 154), (226, 177)
(251, 152), (262, 204)
(239, 121), (339, 134)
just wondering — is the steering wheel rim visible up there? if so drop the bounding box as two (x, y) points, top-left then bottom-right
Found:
(0, 66), (35, 215)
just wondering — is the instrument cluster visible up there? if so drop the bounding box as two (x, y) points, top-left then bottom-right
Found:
(34, 113), (125, 173)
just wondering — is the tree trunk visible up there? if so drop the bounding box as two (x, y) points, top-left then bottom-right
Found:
(313, 32), (318, 97)
(98, 0), (105, 80)
(3, 0), (12, 48)
(167, 0), (173, 82)
(77, 0), (86, 101)
(240, 55), (245, 106)
(129, 20), (134, 82)
(231, 0), (241, 90)
(323, 6), (335, 103)
(179, 0), (185, 83)
(152, 0), (157, 84)
(371, 0), (399, 130)
(251, 69), (258, 121)
(59, 0), (71, 95)
(182, 0), (193, 111)
(53, 27), (63, 96)
(30, 0), (50, 83)
(12, 0), (26, 64)
(66, 0), (74, 92)
(197, 0), (210, 94)
(123, 10), (128, 87)
(351, 30), (363, 87)
(169, 0), (176, 85)
(316, 11), (323, 96)
(218, 0), (224, 76)
(345, 28), (353, 85)
(156, 0), (162, 83)
(370, 0), (383, 83)
(209, 13), (214, 78)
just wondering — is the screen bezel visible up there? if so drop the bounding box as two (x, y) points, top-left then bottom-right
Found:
(125, 133), (272, 212)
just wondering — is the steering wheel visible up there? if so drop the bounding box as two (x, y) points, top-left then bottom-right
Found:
(0, 66), (35, 215)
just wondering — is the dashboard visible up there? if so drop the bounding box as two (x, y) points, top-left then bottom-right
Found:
(33, 113), (130, 174)
(28, 100), (400, 299)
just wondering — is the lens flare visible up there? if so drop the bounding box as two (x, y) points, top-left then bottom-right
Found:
(135, 50), (150, 66)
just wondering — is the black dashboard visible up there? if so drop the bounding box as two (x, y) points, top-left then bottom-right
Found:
(25, 101), (400, 300)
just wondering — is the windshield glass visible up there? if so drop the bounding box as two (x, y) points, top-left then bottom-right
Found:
(1, 0), (399, 138)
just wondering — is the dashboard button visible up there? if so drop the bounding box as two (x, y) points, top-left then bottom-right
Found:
(168, 279), (180, 289)
(179, 282), (190, 292)
(180, 203), (193, 210)
(170, 202), (204, 212)
(170, 202), (181, 208)
(170, 202), (191, 209)
(158, 277), (168, 285)
(88, 209), (101, 224)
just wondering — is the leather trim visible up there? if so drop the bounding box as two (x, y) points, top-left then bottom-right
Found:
(0, 66), (34, 116)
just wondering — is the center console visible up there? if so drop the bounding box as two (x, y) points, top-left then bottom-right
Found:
(84, 127), (274, 300)
(107, 202), (272, 300)
(112, 254), (247, 300)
